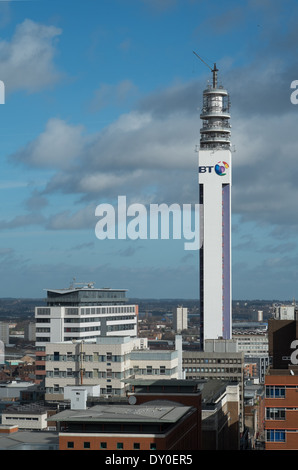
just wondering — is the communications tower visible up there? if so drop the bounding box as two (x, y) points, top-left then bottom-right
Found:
(196, 55), (232, 345)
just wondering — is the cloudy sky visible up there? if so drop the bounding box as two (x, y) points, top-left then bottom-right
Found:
(0, 0), (298, 300)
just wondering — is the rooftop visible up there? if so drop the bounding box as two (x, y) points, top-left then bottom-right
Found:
(0, 430), (58, 450)
(49, 403), (193, 424)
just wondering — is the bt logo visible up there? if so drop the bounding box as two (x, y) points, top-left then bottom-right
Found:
(215, 161), (229, 176)
(199, 161), (229, 175)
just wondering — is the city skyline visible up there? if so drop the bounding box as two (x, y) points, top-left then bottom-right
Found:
(1, 0), (298, 300)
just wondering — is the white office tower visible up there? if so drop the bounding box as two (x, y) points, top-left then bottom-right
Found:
(173, 306), (188, 333)
(35, 284), (138, 348)
(198, 64), (232, 344)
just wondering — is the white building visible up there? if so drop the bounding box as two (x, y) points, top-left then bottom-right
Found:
(173, 306), (188, 333)
(1, 403), (48, 431)
(34, 284), (139, 384)
(273, 304), (295, 320)
(0, 322), (10, 346)
(35, 285), (138, 348)
(198, 62), (232, 343)
(44, 335), (181, 401)
(234, 333), (268, 356)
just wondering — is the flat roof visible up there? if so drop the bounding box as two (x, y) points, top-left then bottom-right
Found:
(46, 287), (127, 294)
(50, 403), (193, 424)
(201, 379), (237, 404)
(124, 378), (204, 387)
(0, 431), (58, 450)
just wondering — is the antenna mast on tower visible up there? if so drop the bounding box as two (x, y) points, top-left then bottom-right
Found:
(193, 51), (218, 88)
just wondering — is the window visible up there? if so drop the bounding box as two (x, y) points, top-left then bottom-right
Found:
(84, 442), (90, 449)
(133, 443), (140, 450)
(54, 352), (60, 361)
(150, 443), (157, 450)
(266, 429), (286, 442)
(117, 442), (123, 449)
(67, 441), (74, 449)
(266, 408), (286, 420)
(100, 442), (107, 449)
(266, 386), (286, 399)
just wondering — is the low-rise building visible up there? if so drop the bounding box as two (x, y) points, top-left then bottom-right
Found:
(45, 336), (182, 402)
(52, 401), (199, 451)
(1, 403), (49, 431)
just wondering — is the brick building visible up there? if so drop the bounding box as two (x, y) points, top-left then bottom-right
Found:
(264, 316), (298, 449)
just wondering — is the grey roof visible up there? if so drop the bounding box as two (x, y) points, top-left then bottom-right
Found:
(46, 287), (127, 294)
(50, 403), (193, 424)
(201, 379), (235, 404)
(124, 378), (204, 388)
(0, 431), (58, 450)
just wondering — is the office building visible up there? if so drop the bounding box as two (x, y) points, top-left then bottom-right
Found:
(0, 322), (9, 346)
(173, 306), (188, 333)
(52, 402), (199, 451)
(34, 284), (138, 383)
(198, 63), (232, 344)
(182, 339), (244, 432)
(44, 335), (181, 402)
(201, 379), (240, 450)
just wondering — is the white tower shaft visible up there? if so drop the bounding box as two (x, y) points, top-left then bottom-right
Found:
(198, 67), (232, 345)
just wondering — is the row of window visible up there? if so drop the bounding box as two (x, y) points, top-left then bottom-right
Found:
(47, 366), (169, 380)
(4, 417), (39, 421)
(266, 430), (285, 442)
(47, 353), (123, 362)
(67, 441), (157, 450)
(36, 306), (135, 316)
(183, 358), (241, 364)
(183, 367), (241, 373)
(265, 386), (286, 398)
(37, 321), (136, 335)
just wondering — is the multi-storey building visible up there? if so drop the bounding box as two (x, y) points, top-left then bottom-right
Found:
(35, 284), (138, 384)
(44, 335), (181, 401)
(173, 306), (188, 333)
(182, 339), (244, 432)
(265, 369), (298, 449)
(0, 322), (9, 346)
(264, 315), (298, 449)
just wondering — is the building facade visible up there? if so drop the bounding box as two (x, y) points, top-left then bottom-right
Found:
(182, 339), (244, 432)
(53, 402), (199, 451)
(44, 336), (181, 401)
(198, 63), (232, 344)
(173, 306), (188, 333)
(35, 284), (138, 384)
(265, 370), (298, 450)
(264, 316), (298, 449)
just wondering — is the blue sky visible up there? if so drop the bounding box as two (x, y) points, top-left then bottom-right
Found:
(1, 0), (298, 300)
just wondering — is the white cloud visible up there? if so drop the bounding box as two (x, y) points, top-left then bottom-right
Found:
(0, 18), (62, 93)
(12, 118), (87, 169)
